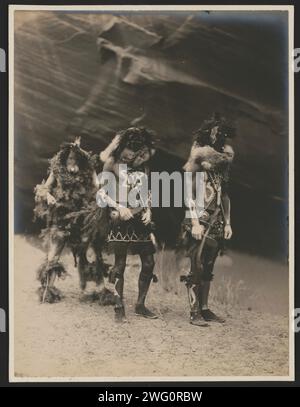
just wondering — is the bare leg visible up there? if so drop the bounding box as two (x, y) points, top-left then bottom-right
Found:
(200, 281), (210, 310)
(38, 230), (66, 303)
(47, 230), (65, 261)
(199, 242), (218, 310)
(199, 242), (225, 323)
(48, 270), (57, 287)
(187, 249), (202, 314)
(137, 254), (155, 305)
(78, 252), (88, 291)
(110, 247), (127, 322)
(47, 231), (66, 287)
(113, 255), (127, 302)
(186, 247), (207, 326)
(135, 254), (157, 319)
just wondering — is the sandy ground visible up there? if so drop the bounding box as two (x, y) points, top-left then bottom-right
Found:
(13, 235), (290, 379)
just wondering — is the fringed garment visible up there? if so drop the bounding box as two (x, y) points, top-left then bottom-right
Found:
(104, 165), (156, 256)
(33, 145), (111, 295)
(179, 145), (234, 256)
(107, 210), (156, 255)
(34, 145), (97, 253)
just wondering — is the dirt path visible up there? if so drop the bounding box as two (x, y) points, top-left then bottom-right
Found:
(13, 236), (290, 380)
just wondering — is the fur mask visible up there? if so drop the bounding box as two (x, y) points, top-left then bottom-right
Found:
(183, 144), (234, 173)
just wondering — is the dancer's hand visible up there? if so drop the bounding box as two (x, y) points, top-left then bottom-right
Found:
(224, 224), (233, 240)
(99, 134), (121, 163)
(46, 192), (56, 206)
(191, 223), (205, 240)
(118, 207), (133, 221)
(142, 209), (151, 225)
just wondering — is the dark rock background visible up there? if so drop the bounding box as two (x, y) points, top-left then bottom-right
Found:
(14, 10), (289, 259)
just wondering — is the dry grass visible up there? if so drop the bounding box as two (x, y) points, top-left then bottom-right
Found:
(12, 235), (290, 379)
(153, 248), (287, 314)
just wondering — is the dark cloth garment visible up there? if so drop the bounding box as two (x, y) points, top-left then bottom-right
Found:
(99, 160), (155, 255)
(106, 211), (156, 255)
(178, 207), (225, 283)
(179, 210), (225, 256)
(178, 167), (226, 257)
(106, 240), (155, 256)
(190, 238), (221, 282)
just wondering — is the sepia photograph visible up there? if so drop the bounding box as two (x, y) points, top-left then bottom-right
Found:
(9, 5), (294, 381)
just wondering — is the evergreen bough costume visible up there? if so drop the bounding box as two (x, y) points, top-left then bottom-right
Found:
(34, 139), (113, 304)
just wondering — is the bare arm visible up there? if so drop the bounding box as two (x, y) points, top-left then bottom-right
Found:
(97, 159), (133, 220)
(222, 192), (233, 239)
(97, 160), (119, 209)
(184, 159), (204, 227)
(99, 134), (120, 163)
(183, 161), (206, 240)
(185, 173), (201, 226)
(92, 170), (100, 190)
(222, 192), (231, 225)
(44, 171), (56, 190)
(35, 171), (56, 205)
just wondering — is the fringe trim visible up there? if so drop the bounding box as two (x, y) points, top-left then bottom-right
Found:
(34, 181), (49, 200)
(80, 287), (116, 306)
(37, 286), (63, 303)
(78, 259), (109, 285)
(36, 260), (67, 287)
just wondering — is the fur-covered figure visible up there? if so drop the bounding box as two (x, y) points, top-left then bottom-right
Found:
(180, 114), (236, 327)
(65, 200), (112, 294)
(183, 112), (235, 184)
(36, 260), (67, 303)
(34, 138), (111, 304)
(34, 141), (97, 240)
(192, 112), (236, 151)
(183, 144), (234, 178)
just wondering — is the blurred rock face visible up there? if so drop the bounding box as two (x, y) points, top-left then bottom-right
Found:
(14, 11), (288, 258)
